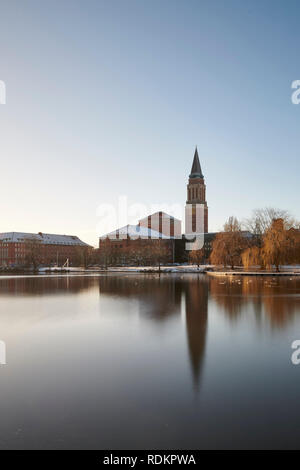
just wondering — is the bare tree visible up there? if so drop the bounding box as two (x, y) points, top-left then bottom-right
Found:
(244, 207), (295, 236)
(224, 216), (241, 232)
(130, 242), (146, 266)
(147, 239), (169, 272)
(24, 237), (42, 270)
(99, 239), (113, 268)
(189, 248), (205, 268)
(74, 246), (94, 268)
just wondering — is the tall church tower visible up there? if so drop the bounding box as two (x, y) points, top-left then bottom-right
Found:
(186, 147), (208, 233)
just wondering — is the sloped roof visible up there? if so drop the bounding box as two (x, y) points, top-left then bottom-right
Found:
(0, 232), (89, 246)
(189, 147), (204, 178)
(99, 224), (171, 240)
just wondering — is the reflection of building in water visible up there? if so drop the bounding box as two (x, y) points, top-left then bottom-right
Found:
(0, 274), (211, 391)
(98, 275), (182, 320)
(183, 277), (208, 389)
(0, 275), (96, 296)
(0, 276), (101, 335)
(99, 274), (209, 389)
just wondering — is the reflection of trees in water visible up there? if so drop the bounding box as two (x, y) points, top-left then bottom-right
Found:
(209, 278), (246, 321)
(0, 276), (96, 296)
(209, 276), (300, 328)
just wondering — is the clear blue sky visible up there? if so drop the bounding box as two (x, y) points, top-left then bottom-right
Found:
(0, 0), (299, 246)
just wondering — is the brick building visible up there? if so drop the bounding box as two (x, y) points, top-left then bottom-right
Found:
(98, 148), (215, 265)
(98, 149), (213, 265)
(99, 222), (178, 265)
(0, 232), (90, 267)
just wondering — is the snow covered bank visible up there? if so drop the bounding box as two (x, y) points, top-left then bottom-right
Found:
(103, 265), (211, 273)
(207, 271), (300, 277)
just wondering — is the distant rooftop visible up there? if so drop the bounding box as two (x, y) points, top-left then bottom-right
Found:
(100, 224), (173, 240)
(0, 232), (89, 246)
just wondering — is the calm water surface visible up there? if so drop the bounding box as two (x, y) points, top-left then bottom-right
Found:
(0, 273), (299, 449)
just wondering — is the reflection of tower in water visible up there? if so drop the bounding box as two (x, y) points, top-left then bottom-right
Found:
(98, 274), (209, 389)
(184, 277), (208, 390)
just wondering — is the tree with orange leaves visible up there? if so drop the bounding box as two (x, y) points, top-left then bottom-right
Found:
(210, 217), (250, 269)
(262, 218), (294, 271)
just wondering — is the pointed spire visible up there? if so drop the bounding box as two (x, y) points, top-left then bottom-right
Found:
(189, 146), (203, 178)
